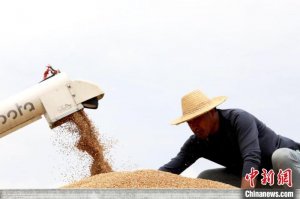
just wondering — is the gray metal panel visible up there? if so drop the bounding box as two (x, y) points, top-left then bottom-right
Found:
(0, 189), (241, 199)
(0, 189), (299, 199)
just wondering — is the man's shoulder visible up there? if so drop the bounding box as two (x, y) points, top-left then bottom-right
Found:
(219, 108), (256, 127)
(219, 108), (252, 118)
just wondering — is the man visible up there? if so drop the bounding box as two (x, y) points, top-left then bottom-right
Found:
(159, 90), (300, 189)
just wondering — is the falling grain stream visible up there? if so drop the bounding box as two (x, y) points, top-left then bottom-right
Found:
(54, 110), (112, 177)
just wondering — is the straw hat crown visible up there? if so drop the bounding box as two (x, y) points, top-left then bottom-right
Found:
(171, 90), (227, 125)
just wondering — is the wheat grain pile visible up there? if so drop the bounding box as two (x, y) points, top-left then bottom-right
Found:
(63, 170), (236, 189)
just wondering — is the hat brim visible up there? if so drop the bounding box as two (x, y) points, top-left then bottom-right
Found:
(170, 96), (227, 125)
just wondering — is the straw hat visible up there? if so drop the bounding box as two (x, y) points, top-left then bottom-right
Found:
(171, 90), (227, 125)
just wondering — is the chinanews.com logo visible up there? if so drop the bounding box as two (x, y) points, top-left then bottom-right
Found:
(245, 167), (293, 188)
(244, 190), (294, 199)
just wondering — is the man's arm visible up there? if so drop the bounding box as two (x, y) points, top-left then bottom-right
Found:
(159, 135), (204, 174)
(234, 111), (261, 188)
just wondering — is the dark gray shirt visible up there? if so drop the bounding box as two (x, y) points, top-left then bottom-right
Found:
(159, 109), (300, 177)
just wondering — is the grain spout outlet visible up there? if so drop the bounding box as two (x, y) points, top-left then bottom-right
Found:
(0, 73), (104, 138)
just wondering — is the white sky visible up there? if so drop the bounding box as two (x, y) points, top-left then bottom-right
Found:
(0, 0), (300, 188)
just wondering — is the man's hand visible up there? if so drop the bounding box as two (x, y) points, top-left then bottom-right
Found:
(241, 178), (257, 189)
